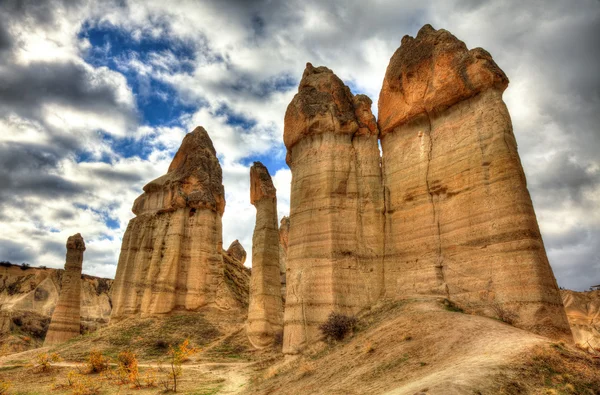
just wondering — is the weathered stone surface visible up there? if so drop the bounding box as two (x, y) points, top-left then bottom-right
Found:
(278, 216), (290, 300)
(247, 162), (283, 348)
(110, 127), (235, 321)
(561, 290), (600, 351)
(282, 64), (385, 354)
(44, 233), (85, 346)
(226, 240), (247, 265)
(378, 24), (571, 340)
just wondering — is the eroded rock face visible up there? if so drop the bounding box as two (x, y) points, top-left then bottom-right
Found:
(378, 24), (571, 340)
(44, 233), (85, 346)
(561, 290), (600, 351)
(110, 127), (231, 321)
(282, 64), (385, 354)
(278, 216), (290, 300)
(227, 240), (247, 264)
(247, 162), (283, 348)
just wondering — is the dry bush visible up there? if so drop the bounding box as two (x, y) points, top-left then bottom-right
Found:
(159, 338), (198, 392)
(490, 301), (519, 325)
(35, 351), (62, 372)
(363, 341), (375, 354)
(298, 361), (315, 378)
(87, 349), (110, 373)
(319, 312), (358, 342)
(0, 380), (10, 394)
(116, 350), (139, 386)
(70, 373), (102, 395)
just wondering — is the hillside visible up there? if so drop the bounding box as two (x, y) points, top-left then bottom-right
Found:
(562, 289), (600, 351)
(0, 262), (112, 352)
(0, 296), (597, 394)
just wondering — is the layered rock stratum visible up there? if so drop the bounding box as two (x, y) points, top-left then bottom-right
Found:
(226, 240), (247, 265)
(110, 127), (238, 320)
(247, 162), (283, 348)
(561, 290), (600, 351)
(282, 64), (385, 354)
(44, 234), (85, 346)
(378, 24), (570, 340)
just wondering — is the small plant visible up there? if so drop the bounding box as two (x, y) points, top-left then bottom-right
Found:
(319, 312), (358, 342)
(490, 301), (519, 325)
(159, 338), (198, 392)
(442, 299), (464, 313)
(273, 330), (284, 348)
(0, 379), (10, 394)
(70, 373), (102, 395)
(35, 352), (62, 372)
(87, 349), (110, 373)
(116, 350), (140, 387)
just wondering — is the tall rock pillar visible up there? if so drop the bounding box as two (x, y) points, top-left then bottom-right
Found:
(247, 162), (284, 348)
(278, 216), (290, 301)
(378, 24), (571, 339)
(44, 233), (85, 346)
(282, 64), (385, 354)
(110, 127), (227, 321)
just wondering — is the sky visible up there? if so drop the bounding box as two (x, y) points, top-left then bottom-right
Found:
(0, 0), (598, 291)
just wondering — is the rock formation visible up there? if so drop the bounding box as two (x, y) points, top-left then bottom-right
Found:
(561, 290), (600, 351)
(247, 162), (284, 348)
(378, 24), (570, 339)
(278, 216), (290, 300)
(227, 240), (247, 264)
(282, 64), (385, 354)
(44, 233), (85, 346)
(110, 127), (230, 321)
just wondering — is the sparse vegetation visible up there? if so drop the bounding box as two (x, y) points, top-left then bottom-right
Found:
(498, 343), (600, 394)
(158, 338), (198, 392)
(319, 312), (358, 342)
(490, 301), (519, 325)
(0, 379), (10, 394)
(442, 299), (464, 313)
(34, 352), (62, 372)
(86, 350), (110, 373)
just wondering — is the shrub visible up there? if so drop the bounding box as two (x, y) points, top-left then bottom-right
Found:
(35, 352), (62, 372)
(319, 312), (358, 342)
(490, 301), (519, 325)
(116, 350), (140, 386)
(159, 338), (198, 392)
(0, 379), (10, 394)
(87, 350), (110, 373)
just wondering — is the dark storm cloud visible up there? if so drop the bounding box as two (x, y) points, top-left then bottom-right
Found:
(0, 142), (85, 205)
(0, 239), (36, 263)
(0, 60), (136, 124)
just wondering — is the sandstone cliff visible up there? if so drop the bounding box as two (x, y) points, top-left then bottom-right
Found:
(44, 234), (85, 346)
(561, 290), (600, 351)
(110, 127), (239, 321)
(226, 240), (247, 265)
(282, 64), (385, 354)
(278, 216), (289, 301)
(378, 24), (571, 340)
(247, 162), (283, 348)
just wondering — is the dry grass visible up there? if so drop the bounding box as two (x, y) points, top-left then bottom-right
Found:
(496, 343), (600, 394)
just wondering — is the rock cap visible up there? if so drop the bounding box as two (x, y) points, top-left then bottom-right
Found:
(250, 162), (276, 205)
(378, 24), (509, 136)
(227, 239), (247, 264)
(132, 126), (226, 215)
(66, 233), (85, 251)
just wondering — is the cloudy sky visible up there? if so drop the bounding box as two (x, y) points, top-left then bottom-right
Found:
(0, 0), (598, 291)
